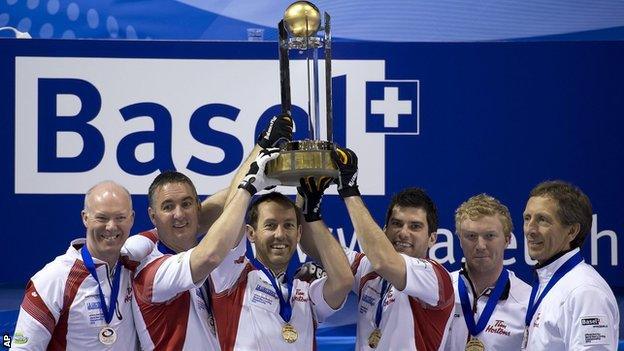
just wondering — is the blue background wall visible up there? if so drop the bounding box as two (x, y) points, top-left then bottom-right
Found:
(1, 1), (623, 350)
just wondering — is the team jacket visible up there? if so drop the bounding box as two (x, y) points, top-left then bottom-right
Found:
(130, 229), (220, 350)
(345, 248), (455, 351)
(526, 248), (620, 350)
(11, 238), (141, 350)
(210, 238), (340, 351)
(443, 268), (531, 350)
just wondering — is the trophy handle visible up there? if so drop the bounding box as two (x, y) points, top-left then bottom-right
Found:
(278, 20), (292, 115)
(324, 12), (333, 143)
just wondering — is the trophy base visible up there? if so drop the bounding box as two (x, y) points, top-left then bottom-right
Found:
(266, 140), (338, 186)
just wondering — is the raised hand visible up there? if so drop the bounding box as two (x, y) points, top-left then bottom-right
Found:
(238, 148), (281, 195)
(257, 113), (293, 149)
(331, 147), (360, 198)
(297, 176), (332, 222)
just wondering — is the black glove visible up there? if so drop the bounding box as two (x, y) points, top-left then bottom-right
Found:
(294, 261), (327, 283)
(257, 113), (293, 149)
(238, 148), (281, 195)
(331, 147), (360, 198)
(297, 176), (332, 222)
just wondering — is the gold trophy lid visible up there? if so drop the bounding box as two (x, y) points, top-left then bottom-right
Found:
(283, 1), (321, 37)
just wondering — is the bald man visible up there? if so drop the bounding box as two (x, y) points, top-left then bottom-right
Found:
(11, 181), (144, 350)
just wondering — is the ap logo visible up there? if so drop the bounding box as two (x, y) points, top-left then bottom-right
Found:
(365, 81), (419, 135)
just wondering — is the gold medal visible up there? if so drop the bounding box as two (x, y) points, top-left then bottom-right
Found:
(98, 326), (117, 345)
(281, 323), (298, 343)
(465, 337), (484, 351)
(368, 328), (382, 349)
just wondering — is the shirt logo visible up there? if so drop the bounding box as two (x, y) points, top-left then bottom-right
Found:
(581, 318), (601, 326)
(485, 319), (511, 336)
(292, 288), (309, 303)
(579, 315), (610, 346)
(124, 285), (133, 303)
(254, 284), (278, 298)
(86, 302), (101, 310)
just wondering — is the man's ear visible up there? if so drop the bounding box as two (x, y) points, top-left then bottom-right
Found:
(427, 231), (438, 248)
(81, 210), (88, 228)
(148, 207), (157, 226)
(567, 223), (581, 245)
(246, 224), (256, 243)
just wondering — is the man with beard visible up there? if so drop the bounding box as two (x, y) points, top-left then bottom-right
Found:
(522, 180), (619, 350)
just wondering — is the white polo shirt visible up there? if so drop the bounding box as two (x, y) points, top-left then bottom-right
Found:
(346, 248), (455, 351)
(443, 268), (531, 350)
(130, 229), (220, 351)
(11, 239), (139, 350)
(210, 238), (339, 351)
(525, 248), (620, 350)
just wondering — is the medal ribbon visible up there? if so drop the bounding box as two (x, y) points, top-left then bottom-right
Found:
(525, 251), (583, 326)
(458, 268), (509, 336)
(157, 241), (213, 322)
(250, 258), (294, 323)
(374, 279), (389, 329)
(80, 246), (122, 324)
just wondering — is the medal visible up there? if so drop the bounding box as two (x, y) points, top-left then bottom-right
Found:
(281, 323), (298, 343)
(363, 279), (389, 349)
(458, 268), (509, 347)
(250, 258), (297, 343)
(98, 326), (117, 345)
(368, 328), (382, 349)
(465, 337), (484, 351)
(81, 246), (122, 345)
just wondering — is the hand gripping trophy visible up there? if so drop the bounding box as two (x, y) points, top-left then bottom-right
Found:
(266, 1), (339, 185)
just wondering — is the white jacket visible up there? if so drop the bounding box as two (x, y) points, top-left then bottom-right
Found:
(526, 248), (619, 350)
(11, 239), (139, 351)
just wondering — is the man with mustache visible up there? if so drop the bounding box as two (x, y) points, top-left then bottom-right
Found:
(522, 180), (619, 350)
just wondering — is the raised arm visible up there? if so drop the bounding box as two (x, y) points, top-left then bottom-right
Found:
(296, 190), (321, 262)
(200, 113), (293, 240)
(224, 113), (293, 206)
(298, 177), (353, 309)
(189, 148), (281, 283)
(332, 148), (408, 290)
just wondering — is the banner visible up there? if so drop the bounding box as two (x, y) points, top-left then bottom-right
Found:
(1, 39), (622, 291)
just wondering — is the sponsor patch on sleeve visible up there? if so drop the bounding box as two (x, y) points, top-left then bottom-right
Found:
(12, 331), (29, 345)
(579, 315), (610, 345)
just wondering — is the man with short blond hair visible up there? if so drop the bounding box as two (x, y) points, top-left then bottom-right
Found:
(444, 194), (531, 350)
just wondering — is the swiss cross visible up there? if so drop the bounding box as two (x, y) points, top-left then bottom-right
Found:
(370, 87), (412, 128)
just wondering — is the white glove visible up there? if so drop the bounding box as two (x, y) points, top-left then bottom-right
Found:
(238, 148), (281, 195)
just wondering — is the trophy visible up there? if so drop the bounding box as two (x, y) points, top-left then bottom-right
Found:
(265, 1), (338, 185)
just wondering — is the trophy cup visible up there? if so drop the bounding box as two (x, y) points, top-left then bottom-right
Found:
(265, 1), (338, 185)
